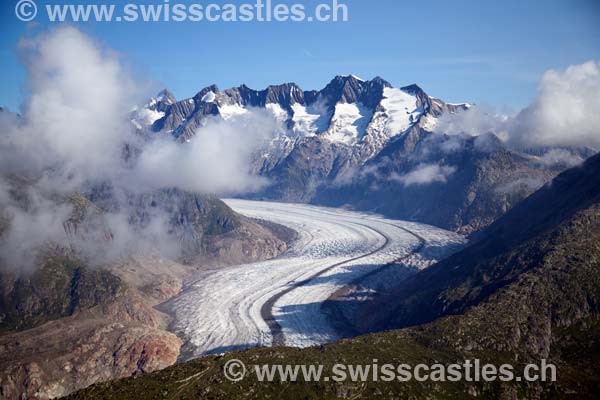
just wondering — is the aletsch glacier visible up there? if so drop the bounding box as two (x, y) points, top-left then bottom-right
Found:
(165, 200), (464, 358)
(133, 75), (584, 356)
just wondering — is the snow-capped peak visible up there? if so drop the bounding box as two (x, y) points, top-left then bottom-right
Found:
(154, 89), (175, 105)
(147, 76), (468, 152)
(349, 74), (366, 82)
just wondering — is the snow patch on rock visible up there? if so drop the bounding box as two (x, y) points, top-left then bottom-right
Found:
(379, 87), (422, 136)
(291, 103), (329, 136)
(324, 102), (373, 145)
(201, 91), (216, 103)
(218, 103), (249, 120)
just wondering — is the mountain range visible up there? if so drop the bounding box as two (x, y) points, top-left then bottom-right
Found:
(2, 74), (598, 399)
(137, 75), (593, 233)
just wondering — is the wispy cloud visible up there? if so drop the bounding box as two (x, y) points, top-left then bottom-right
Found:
(391, 163), (456, 187)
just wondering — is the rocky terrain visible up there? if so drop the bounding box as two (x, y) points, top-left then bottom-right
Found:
(353, 150), (600, 332)
(0, 255), (185, 399)
(314, 132), (578, 233)
(65, 153), (600, 399)
(0, 181), (292, 399)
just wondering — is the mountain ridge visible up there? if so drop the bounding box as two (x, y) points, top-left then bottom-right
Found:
(133, 75), (589, 234)
(141, 74), (469, 145)
(352, 151), (600, 331)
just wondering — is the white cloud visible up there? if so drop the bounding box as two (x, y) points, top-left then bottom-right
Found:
(392, 163), (456, 187)
(5, 27), (142, 185)
(1, 26), (276, 196)
(0, 192), (73, 271)
(130, 111), (275, 195)
(535, 148), (583, 168)
(434, 60), (600, 151)
(495, 177), (546, 195)
(435, 104), (510, 139)
(0, 27), (280, 270)
(509, 61), (600, 149)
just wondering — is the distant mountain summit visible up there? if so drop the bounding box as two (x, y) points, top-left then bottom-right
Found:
(139, 75), (470, 147)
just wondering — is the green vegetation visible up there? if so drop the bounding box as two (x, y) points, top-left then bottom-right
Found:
(0, 254), (123, 334)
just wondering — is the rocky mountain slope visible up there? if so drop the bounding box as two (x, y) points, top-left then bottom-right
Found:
(354, 151), (600, 332)
(86, 186), (290, 266)
(66, 153), (600, 399)
(0, 255), (185, 400)
(0, 179), (293, 399)
(314, 131), (574, 233)
(139, 76), (589, 233)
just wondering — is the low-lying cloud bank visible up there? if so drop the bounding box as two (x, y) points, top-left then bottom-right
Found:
(0, 27), (275, 271)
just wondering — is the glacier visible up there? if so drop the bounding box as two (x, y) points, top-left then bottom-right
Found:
(165, 200), (464, 359)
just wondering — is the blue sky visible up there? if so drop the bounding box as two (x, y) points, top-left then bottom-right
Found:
(1, 0), (599, 111)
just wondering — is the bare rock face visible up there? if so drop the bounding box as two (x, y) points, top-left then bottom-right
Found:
(0, 322), (182, 400)
(85, 186), (289, 266)
(198, 217), (289, 266)
(0, 256), (186, 399)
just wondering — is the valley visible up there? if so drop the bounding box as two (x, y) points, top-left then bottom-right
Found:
(165, 200), (464, 359)
(67, 153), (600, 400)
(1, 4), (599, 398)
